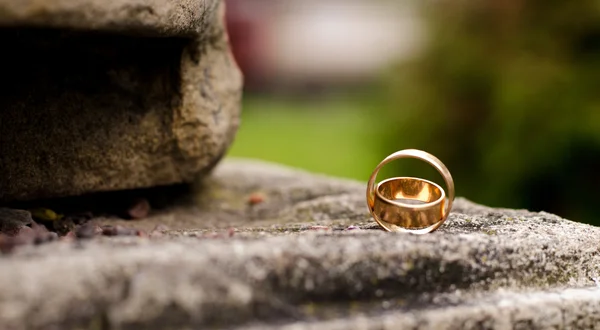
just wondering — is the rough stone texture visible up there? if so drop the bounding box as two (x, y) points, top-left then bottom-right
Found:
(1, 159), (599, 329)
(0, 0), (242, 202)
(0, 0), (218, 37)
(0, 208), (32, 235)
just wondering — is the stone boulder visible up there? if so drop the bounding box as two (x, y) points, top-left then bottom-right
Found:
(0, 0), (242, 202)
(0, 159), (599, 329)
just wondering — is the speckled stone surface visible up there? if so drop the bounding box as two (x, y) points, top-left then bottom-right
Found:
(0, 0), (217, 37)
(0, 159), (599, 329)
(0, 0), (242, 202)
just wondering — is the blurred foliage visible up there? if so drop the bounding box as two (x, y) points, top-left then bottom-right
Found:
(228, 95), (385, 181)
(379, 0), (600, 225)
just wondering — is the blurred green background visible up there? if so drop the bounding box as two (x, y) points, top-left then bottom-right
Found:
(228, 95), (383, 181)
(225, 0), (600, 226)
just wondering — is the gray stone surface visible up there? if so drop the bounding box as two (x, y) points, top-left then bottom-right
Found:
(0, 0), (218, 37)
(0, 208), (32, 236)
(1, 159), (600, 329)
(0, 0), (242, 202)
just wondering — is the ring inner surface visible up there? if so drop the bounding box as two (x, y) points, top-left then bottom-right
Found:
(377, 177), (443, 206)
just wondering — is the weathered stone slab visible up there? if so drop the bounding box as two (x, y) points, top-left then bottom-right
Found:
(0, 0), (242, 202)
(0, 159), (599, 329)
(0, 0), (218, 37)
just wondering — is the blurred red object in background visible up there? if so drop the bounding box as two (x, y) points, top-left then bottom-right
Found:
(225, 0), (274, 90)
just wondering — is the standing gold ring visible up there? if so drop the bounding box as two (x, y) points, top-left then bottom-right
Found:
(366, 149), (455, 234)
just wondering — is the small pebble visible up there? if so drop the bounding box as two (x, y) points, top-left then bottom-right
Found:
(75, 223), (100, 239)
(127, 198), (151, 219)
(247, 192), (265, 206)
(62, 231), (76, 241)
(27, 223), (57, 244)
(345, 225), (360, 231)
(153, 224), (169, 231)
(34, 232), (58, 245)
(149, 224), (169, 238)
(17, 226), (34, 236)
(0, 221), (62, 253)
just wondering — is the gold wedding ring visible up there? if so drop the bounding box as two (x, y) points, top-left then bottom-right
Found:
(366, 149), (455, 234)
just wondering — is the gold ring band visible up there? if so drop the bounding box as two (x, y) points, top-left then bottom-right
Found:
(366, 149), (455, 234)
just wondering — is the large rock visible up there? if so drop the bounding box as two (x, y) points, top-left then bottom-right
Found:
(0, 159), (599, 329)
(0, 0), (242, 202)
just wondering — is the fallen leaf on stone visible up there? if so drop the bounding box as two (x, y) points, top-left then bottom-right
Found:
(127, 198), (151, 219)
(30, 208), (63, 221)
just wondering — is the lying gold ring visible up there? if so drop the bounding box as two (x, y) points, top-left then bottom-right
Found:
(366, 149), (455, 234)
